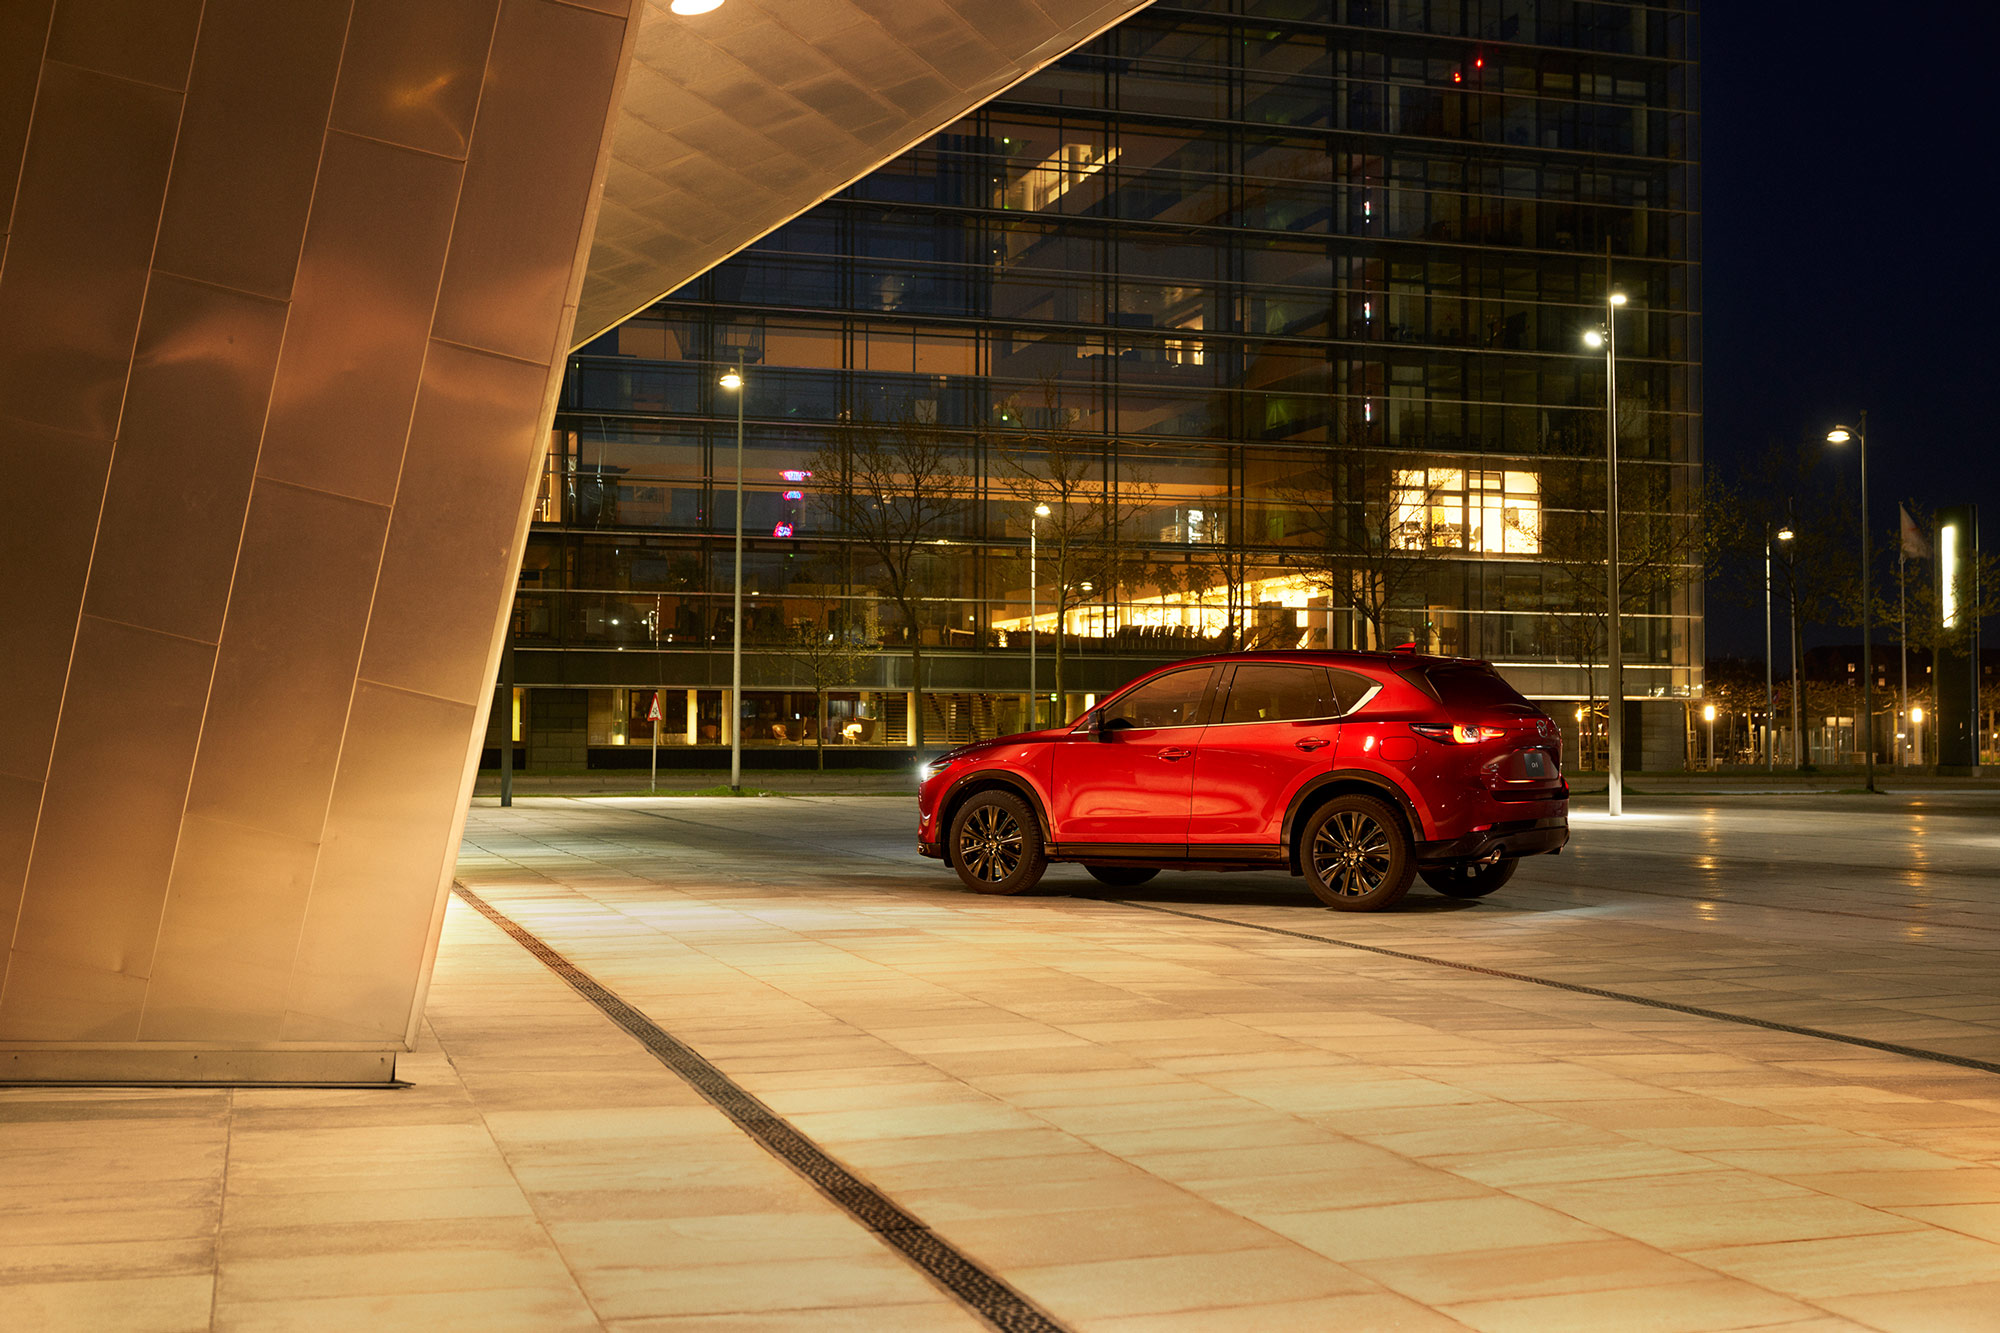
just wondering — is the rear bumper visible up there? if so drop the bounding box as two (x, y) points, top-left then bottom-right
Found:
(1417, 815), (1568, 865)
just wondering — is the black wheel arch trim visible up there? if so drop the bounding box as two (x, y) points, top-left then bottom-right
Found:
(1282, 770), (1425, 875)
(940, 771), (1053, 859)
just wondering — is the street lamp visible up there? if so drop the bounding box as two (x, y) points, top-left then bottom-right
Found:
(1582, 287), (1627, 812)
(1703, 702), (1717, 770)
(1911, 704), (1925, 766)
(1765, 525), (1793, 771)
(1029, 504), (1049, 729)
(1826, 417), (1873, 792)
(720, 368), (746, 791)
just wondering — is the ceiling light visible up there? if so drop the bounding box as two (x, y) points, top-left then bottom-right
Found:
(671, 0), (725, 14)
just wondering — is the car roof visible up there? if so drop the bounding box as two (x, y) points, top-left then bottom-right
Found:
(1157, 648), (1483, 673)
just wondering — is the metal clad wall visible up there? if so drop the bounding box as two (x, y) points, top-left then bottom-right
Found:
(0, 0), (1155, 1082)
(0, 0), (639, 1077)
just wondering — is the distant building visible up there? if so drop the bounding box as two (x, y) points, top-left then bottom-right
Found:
(502, 1), (1703, 769)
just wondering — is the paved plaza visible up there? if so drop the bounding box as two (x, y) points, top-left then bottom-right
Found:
(6, 791), (2000, 1330)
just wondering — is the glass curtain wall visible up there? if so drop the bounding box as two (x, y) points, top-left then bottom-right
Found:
(517, 0), (1701, 761)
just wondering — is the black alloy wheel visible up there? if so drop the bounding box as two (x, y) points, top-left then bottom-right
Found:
(1421, 857), (1517, 898)
(949, 791), (1048, 895)
(1302, 794), (1414, 912)
(1084, 864), (1160, 888)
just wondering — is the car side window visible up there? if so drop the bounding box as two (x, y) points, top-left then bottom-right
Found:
(1219, 665), (1336, 724)
(1102, 668), (1211, 730)
(1328, 668), (1380, 714)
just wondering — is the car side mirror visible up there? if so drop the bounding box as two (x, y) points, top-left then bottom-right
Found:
(1086, 708), (1111, 741)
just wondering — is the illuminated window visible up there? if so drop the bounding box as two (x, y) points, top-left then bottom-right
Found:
(1393, 468), (1539, 554)
(1001, 142), (1119, 213)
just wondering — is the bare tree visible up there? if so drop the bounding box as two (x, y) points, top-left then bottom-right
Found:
(761, 592), (877, 771)
(1857, 499), (1999, 658)
(1534, 430), (1726, 759)
(992, 388), (1158, 711)
(1276, 451), (1449, 650)
(807, 410), (970, 748)
(1717, 441), (1867, 768)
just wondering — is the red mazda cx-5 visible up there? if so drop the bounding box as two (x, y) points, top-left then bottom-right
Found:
(917, 649), (1568, 911)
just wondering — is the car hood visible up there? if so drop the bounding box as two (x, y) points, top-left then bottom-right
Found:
(930, 726), (1070, 766)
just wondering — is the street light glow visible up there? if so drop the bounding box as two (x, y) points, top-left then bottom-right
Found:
(1826, 426), (1852, 444)
(1776, 526), (1795, 542)
(1583, 329), (1604, 349)
(719, 370), (743, 390)
(1609, 292), (1627, 306)
(1703, 703), (1716, 722)
(1911, 705), (1925, 724)
(1034, 504), (1050, 517)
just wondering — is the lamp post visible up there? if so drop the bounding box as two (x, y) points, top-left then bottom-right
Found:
(1583, 284), (1628, 812)
(1703, 702), (1717, 770)
(1826, 417), (1873, 792)
(720, 368), (746, 791)
(1029, 504), (1049, 729)
(1766, 526), (1793, 771)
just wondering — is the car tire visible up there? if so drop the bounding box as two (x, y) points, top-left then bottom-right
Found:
(949, 791), (1048, 895)
(1301, 795), (1415, 912)
(1420, 857), (1517, 898)
(1084, 864), (1160, 888)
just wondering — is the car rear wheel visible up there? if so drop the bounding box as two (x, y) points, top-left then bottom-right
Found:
(949, 791), (1047, 895)
(1420, 857), (1517, 898)
(1083, 864), (1160, 888)
(1302, 795), (1414, 912)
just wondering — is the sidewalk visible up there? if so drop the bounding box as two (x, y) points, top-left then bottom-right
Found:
(470, 769), (919, 797)
(471, 767), (1994, 800)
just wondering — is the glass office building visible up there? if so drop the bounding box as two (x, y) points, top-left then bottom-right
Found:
(502, 0), (1701, 769)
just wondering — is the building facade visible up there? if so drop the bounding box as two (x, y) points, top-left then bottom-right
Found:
(503, 0), (1703, 770)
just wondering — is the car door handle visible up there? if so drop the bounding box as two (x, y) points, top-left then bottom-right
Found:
(1295, 737), (1330, 751)
(1159, 747), (1193, 761)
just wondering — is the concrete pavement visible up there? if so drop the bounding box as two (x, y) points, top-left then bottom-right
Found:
(5, 791), (1999, 1330)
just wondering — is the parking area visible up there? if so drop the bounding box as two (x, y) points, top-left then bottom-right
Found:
(6, 791), (2000, 1330)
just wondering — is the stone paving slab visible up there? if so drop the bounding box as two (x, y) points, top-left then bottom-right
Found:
(4, 790), (1999, 1330)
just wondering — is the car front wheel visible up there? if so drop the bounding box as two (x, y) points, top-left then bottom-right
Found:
(1420, 857), (1517, 898)
(1302, 795), (1414, 912)
(949, 791), (1048, 895)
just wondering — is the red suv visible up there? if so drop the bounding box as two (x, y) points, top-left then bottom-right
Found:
(918, 649), (1567, 911)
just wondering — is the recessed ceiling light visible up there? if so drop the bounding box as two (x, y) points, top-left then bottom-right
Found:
(671, 0), (725, 14)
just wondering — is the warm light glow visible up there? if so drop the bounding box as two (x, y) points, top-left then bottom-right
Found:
(1776, 526), (1795, 542)
(1911, 706), (1925, 724)
(1941, 524), (1960, 627)
(670, 0), (724, 13)
(1583, 329), (1605, 349)
(1575, 707), (1586, 721)
(719, 370), (743, 390)
(1034, 504), (1050, 517)
(1826, 426), (1852, 444)
(999, 141), (1119, 213)
(1609, 292), (1627, 306)
(1703, 703), (1716, 721)
(1393, 468), (1541, 555)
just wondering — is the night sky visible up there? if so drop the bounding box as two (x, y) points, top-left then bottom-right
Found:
(1700, 6), (1998, 656)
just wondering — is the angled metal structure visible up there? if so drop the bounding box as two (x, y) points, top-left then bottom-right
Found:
(0, 0), (1150, 1084)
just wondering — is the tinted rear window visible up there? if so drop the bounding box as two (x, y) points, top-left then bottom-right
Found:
(1424, 665), (1532, 710)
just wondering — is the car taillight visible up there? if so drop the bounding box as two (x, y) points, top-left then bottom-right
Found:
(1410, 723), (1507, 744)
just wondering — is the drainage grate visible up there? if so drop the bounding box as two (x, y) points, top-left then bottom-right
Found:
(1108, 899), (2000, 1079)
(451, 884), (1069, 1333)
